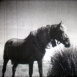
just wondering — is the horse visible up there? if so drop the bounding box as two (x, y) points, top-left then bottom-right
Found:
(2, 22), (70, 77)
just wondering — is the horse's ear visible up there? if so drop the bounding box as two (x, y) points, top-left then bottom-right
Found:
(57, 21), (62, 28)
(59, 21), (62, 25)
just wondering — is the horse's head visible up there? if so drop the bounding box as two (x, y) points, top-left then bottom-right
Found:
(50, 22), (70, 47)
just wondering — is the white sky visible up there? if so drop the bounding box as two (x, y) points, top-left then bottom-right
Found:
(0, 1), (77, 61)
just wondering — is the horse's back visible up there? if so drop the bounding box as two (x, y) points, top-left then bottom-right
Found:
(3, 38), (26, 60)
(6, 38), (25, 47)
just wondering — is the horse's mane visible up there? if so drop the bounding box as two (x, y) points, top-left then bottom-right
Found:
(26, 25), (52, 49)
(26, 23), (65, 42)
(30, 25), (51, 37)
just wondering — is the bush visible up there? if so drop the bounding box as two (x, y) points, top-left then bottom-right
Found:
(47, 47), (77, 77)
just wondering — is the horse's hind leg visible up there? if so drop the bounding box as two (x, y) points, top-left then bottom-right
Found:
(12, 63), (18, 77)
(2, 58), (9, 77)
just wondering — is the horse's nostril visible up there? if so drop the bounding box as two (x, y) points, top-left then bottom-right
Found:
(65, 43), (70, 47)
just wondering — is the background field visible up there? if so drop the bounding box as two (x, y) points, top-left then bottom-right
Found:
(0, 60), (50, 77)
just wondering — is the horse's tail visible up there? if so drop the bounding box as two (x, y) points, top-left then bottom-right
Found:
(3, 40), (12, 60)
(3, 42), (9, 60)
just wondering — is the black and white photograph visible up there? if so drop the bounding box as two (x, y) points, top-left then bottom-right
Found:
(0, 0), (77, 77)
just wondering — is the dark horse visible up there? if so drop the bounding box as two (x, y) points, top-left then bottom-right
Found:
(2, 22), (70, 77)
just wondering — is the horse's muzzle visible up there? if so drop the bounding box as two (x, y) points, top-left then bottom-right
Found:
(65, 42), (70, 47)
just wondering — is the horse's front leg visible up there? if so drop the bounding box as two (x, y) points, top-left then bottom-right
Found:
(29, 61), (34, 77)
(38, 60), (43, 77)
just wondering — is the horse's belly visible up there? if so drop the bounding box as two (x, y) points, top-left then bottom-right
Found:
(16, 60), (30, 64)
(10, 57), (32, 64)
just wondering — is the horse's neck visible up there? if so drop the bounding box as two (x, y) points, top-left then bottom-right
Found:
(36, 28), (51, 49)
